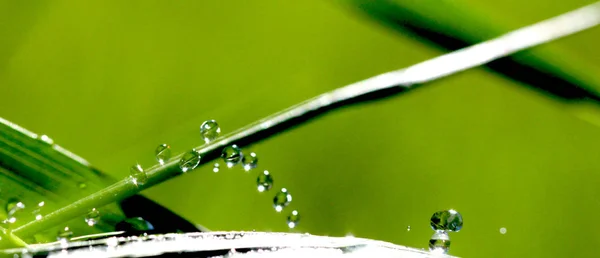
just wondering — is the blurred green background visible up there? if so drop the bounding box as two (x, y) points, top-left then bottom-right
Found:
(1, 0), (600, 257)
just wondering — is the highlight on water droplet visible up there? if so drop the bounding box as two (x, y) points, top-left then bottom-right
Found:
(242, 152), (258, 171)
(155, 144), (171, 165)
(430, 209), (463, 232)
(407, 225), (411, 232)
(85, 208), (100, 226)
(287, 210), (300, 229)
(200, 120), (221, 143)
(428, 230), (451, 254)
(57, 226), (73, 241)
(130, 164), (147, 186)
(179, 150), (201, 172)
(40, 134), (54, 145)
(500, 227), (507, 234)
(221, 145), (243, 168)
(273, 188), (292, 212)
(213, 163), (220, 173)
(257, 170), (273, 192)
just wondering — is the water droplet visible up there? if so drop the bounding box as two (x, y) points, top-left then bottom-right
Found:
(257, 171), (273, 192)
(116, 217), (154, 233)
(430, 209), (463, 232)
(242, 152), (258, 171)
(4, 198), (25, 225)
(500, 227), (507, 234)
(130, 164), (147, 186)
(407, 225), (411, 231)
(57, 226), (73, 241)
(273, 188), (292, 212)
(40, 135), (54, 145)
(155, 144), (171, 165)
(78, 182), (87, 189)
(5, 199), (25, 216)
(200, 120), (221, 143)
(33, 201), (45, 221)
(428, 231), (450, 254)
(179, 150), (201, 172)
(287, 210), (300, 229)
(221, 145), (243, 168)
(213, 163), (220, 173)
(85, 208), (100, 226)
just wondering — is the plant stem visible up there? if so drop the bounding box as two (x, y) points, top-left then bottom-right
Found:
(11, 2), (600, 239)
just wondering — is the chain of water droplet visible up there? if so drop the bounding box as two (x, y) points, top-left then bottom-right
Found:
(130, 120), (300, 232)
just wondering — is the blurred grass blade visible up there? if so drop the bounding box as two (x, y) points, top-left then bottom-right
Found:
(10, 2), (600, 240)
(347, 0), (600, 101)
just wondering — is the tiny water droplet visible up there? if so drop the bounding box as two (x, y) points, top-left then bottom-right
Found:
(242, 152), (258, 171)
(85, 208), (100, 226)
(428, 231), (450, 254)
(40, 135), (54, 145)
(287, 210), (300, 229)
(221, 145), (243, 168)
(155, 144), (171, 165)
(57, 226), (73, 241)
(500, 227), (507, 234)
(116, 217), (154, 233)
(407, 226), (411, 231)
(213, 163), (220, 173)
(179, 150), (201, 172)
(130, 164), (147, 186)
(4, 198), (25, 225)
(33, 201), (45, 221)
(430, 209), (463, 232)
(78, 182), (87, 189)
(200, 120), (221, 143)
(5, 198), (25, 216)
(257, 171), (273, 192)
(273, 188), (292, 212)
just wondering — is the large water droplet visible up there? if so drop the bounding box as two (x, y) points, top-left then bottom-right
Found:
(200, 120), (221, 143)
(85, 208), (100, 226)
(116, 217), (154, 233)
(179, 150), (201, 172)
(213, 163), (220, 173)
(430, 209), (463, 232)
(273, 188), (292, 212)
(428, 231), (450, 254)
(130, 164), (147, 186)
(155, 144), (171, 165)
(221, 145), (243, 168)
(257, 170), (273, 192)
(242, 152), (258, 171)
(287, 210), (300, 229)
(57, 226), (73, 241)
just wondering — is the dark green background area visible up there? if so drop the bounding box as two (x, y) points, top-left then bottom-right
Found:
(1, 1), (600, 257)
